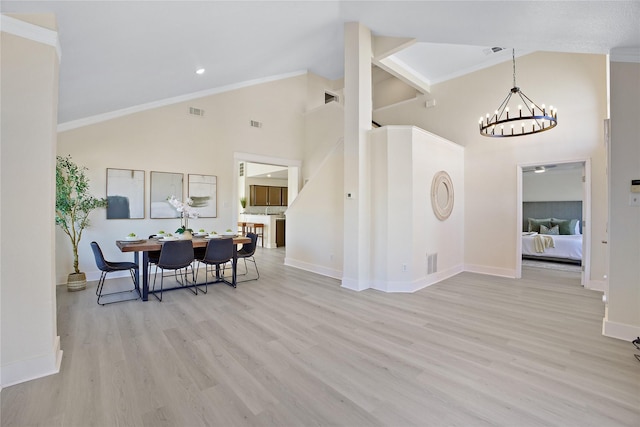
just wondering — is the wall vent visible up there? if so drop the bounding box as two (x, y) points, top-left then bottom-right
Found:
(189, 107), (205, 117)
(250, 120), (262, 128)
(325, 91), (339, 104)
(427, 253), (438, 275)
(239, 162), (245, 177)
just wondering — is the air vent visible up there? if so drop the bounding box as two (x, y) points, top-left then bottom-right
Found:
(189, 107), (205, 116)
(325, 91), (339, 104)
(250, 120), (262, 128)
(427, 253), (438, 275)
(239, 162), (245, 177)
(483, 46), (504, 55)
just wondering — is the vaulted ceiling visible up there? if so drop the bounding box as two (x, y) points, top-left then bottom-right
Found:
(2, 1), (638, 125)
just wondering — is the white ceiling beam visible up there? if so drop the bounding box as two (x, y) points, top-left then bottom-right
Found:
(373, 35), (415, 60)
(373, 56), (431, 95)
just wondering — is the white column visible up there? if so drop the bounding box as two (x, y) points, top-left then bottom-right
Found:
(603, 51), (640, 340)
(1, 15), (63, 386)
(342, 22), (373, 291)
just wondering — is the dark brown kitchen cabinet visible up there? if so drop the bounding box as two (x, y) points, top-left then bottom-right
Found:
(268, 186), (282, 206)
(251, 185), (269, 206)
(250, 185), (288, 206)
(276, 219), (286, 247)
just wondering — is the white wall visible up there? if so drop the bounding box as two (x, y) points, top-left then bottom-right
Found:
(426, 53), (608, 280)
(370, 126), (464, 292)
(303, 102), (344, 184)
(523, 167), (583, 202)
(56, 74), (310, 284)
(285, 141), (345, 278)
(1, 16), (62, 387)
(603, 57), (640, 340)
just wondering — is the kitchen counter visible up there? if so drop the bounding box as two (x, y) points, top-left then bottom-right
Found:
(239, 214), (284, 248)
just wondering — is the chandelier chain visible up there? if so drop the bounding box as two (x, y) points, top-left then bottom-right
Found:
(512, 48), (517, 88)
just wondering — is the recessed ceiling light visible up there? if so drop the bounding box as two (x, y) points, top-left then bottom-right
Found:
(267, 174), (272, 178)
(195, 68), (205, 75)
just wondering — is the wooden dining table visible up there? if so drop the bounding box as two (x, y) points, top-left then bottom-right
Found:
(116, 235), (251, 301)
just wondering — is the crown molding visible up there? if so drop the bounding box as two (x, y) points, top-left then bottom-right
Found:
(610, 47), (640, 63)
(58, 70), (308, 132)
(0, 14), (61, 62)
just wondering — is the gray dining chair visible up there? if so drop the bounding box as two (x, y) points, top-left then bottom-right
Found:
(91, 241), (140, 305)
(151, 240), (196, 301)
(194, 238), (234, 293)
(236, 232), (259, 282)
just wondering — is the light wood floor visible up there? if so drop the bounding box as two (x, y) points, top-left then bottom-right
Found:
(2, 248), (639, 426)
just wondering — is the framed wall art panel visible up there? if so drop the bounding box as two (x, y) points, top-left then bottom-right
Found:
(150, 171), (183, 218)
(188, 174), (217, 218)
(106, 168), (145, 219)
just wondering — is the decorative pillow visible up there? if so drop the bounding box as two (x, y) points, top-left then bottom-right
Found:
(528, 218), (552, 233)
(551, 218), (579, 235)
(540, 224), (560, 235)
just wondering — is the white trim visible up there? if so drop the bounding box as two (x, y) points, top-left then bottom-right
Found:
(0, 14), (61, 62)
(284, 257), (342, 280)
(372, 95), (423, 113)
(370, 264), (464, 293)
(341, 277), (370, 292)
(464, 264), (516, 279)
(516, 158), (591, 286)
(609, 47), (640, 63)
(1, 336), (62, 388)
(58, 70), (308, 132)
(586, 279), (606, 292)
(602, 318), (640, 342)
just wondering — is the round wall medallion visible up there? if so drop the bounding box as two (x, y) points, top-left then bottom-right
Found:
(431, 171), (454, 220)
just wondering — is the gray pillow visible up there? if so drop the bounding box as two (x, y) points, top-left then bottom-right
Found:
(551, 218), (578, 235)
(540, 224), (560, 235)
(528, 218), (552, 233)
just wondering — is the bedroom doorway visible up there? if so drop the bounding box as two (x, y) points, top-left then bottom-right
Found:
(516, 160), (590, 287)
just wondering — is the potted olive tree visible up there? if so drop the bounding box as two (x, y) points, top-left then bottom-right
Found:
(55, 155), (107, 291)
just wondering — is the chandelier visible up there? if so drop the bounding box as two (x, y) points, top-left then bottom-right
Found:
(479, 49), (557, 137)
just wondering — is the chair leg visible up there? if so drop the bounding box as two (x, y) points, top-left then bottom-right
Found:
(152, 265), (163, 302)
(96, 271), (107, 304)
(97, 269), (140, 305)
(235, 256), (259, 283)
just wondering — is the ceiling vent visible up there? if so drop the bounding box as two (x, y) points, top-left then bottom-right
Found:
(250, 120), (263, 128)
(483, 46), (504, 55)
(189, 107), (205, 117)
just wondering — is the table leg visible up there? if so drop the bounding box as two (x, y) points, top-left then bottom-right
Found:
(142, 251), (149, 301)
(232, 250), (238, 288)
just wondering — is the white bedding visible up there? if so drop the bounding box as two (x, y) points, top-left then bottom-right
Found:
(522, 232), (583, 261)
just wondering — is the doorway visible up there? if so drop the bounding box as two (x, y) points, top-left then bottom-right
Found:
(233, 152), (301, 248)
(516, 159), (591, 287)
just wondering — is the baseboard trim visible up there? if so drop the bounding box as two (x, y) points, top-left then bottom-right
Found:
(284, 257), (342, 280)
(1, 336), (63, 388)
(586, 279), (606, 292)
(370, 264), (464, 293)
(602, 318), (640, 342)
(464, 264), (516, 278)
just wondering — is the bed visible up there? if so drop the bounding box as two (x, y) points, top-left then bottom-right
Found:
(522, 232), (582, 263)
(522, 201), (583, 264)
